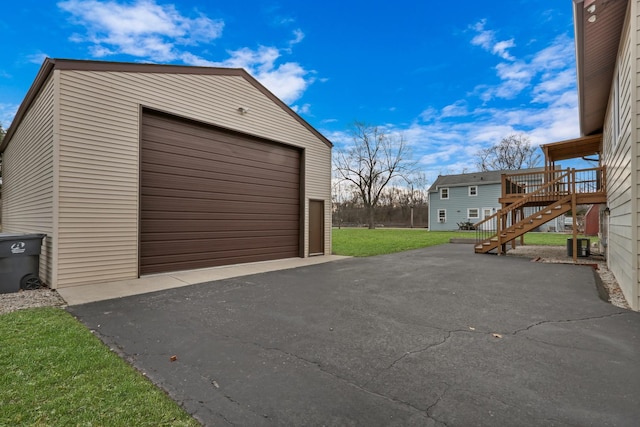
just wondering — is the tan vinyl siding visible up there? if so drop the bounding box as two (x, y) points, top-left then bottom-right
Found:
(634, 0), (640, 310)
(56, 70), (330, 287)
(1, 76), (55, 286)
(604, 1), (638, 309)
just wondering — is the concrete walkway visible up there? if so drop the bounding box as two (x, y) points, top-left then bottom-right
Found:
(58, 255), (348, 305)
(68, 245), (640, 426)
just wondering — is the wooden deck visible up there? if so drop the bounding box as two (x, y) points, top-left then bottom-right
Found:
(474, 167), (606, 256)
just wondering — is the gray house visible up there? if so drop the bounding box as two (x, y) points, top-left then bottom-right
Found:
(429, 169), (561, 232)
(428, 171), (503, 231)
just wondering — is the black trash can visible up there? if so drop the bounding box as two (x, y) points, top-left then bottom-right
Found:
(0, 233), (47, 294)
(567, 238), (590, 258)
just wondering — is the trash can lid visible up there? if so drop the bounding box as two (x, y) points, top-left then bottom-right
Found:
(0, 233), (47, 242)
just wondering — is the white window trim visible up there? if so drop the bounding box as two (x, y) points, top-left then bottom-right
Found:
(437, 209), (446, 223)
(440, 188), (449, 200)
(468, 208), (479, 219)
(468, 186), (478, 196)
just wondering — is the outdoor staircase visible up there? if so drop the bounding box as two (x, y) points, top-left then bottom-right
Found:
(474, 195), (572, 254)
(473, 167), (606, 255)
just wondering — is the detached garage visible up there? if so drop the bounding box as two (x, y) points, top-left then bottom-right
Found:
(1, 58), (332, 289)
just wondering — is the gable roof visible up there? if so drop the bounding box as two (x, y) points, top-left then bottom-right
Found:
(429, 170), (504, 192)
(428, 167), (548, 192)
(2, 58), (332, 152)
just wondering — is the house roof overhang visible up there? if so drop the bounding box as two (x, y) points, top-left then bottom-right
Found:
(541, 133), (602, 162)
(1, 58), (333, 152)
(573, 0), (628, 136)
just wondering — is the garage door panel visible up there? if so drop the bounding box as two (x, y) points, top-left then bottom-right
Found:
(141, 248), (300, 275)
(141, 110), (300, 274)
(141, 219), (299, 235)
(143, 123), (300, 171)
(141, 212), (299, 222)
(141, 235), (299, 256)
(142, 143), (300, 177)
(141, 154), (299, 186)
(142, 195), (298, 215)
(141, 168), (299, 194)
(143, 117), (301, 161)
(141, 228), (299, 241)
(143, 244), (300, 263)
(142, 186), (298, 205)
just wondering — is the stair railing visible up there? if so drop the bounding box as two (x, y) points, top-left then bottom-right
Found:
(474, 169), (571, 245)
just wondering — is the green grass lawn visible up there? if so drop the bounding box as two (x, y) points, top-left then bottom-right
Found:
(332, 228), (597, 256)
(0, 307), (199, 427)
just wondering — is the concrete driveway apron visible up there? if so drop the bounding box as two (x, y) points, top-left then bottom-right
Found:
(68, 244), (640, 426)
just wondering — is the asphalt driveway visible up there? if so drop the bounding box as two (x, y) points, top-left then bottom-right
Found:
(68, 244), (640, 426)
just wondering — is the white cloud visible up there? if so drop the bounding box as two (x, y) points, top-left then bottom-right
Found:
(470, 20), (493, 49)
(470, 19), (515, 61)
(58, 0), (224, 61)
(290, 29), (305, 46)
(26, 52), (49, 64)
(532, 69), (576, 103)
(492, 39), (516, 61)
(207, 46), (312, 104)
(58, 0), (315, 105)
(440, 100), (468, 118)
(419, 107), (438, 122)
(475, 34), (576, 102)
(291, 103), (311, 114)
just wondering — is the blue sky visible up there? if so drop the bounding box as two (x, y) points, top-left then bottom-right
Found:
(1, 0), (583, 184)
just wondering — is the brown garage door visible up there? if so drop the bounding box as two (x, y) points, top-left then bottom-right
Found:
(140, 110), (300, 275)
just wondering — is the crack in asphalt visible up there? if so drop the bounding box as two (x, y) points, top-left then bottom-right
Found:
(361, 330), (459, 389)
(425, 382), (452, 427)
(512, 311), (629, 335)
(75, 309), (633, 426)
(221, 335), (439, 424)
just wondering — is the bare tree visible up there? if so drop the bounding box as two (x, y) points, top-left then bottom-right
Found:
(334, 121), (416, 229)
(476, 133), (541, 171)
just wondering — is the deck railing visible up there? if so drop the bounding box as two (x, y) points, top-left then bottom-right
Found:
(501, 167), (605, 200)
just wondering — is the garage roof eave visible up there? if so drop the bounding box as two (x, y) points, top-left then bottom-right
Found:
(2, 58), (333, 153)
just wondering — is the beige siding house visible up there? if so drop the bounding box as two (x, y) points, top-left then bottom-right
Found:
(573, 0), (639, 309)
(1, 58), (332, 289)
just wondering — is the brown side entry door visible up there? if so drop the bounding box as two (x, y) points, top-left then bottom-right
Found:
(309, 200), (324, 256)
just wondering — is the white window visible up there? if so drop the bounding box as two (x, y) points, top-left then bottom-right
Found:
(440, 188), (449, 199)
(438, 209), (446, 223)
(468, 208), (479, 219)
(469, 186), (477, 196)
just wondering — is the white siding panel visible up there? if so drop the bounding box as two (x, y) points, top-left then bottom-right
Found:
(2, 77), (55, 285)
(56, 70), (331, 286)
